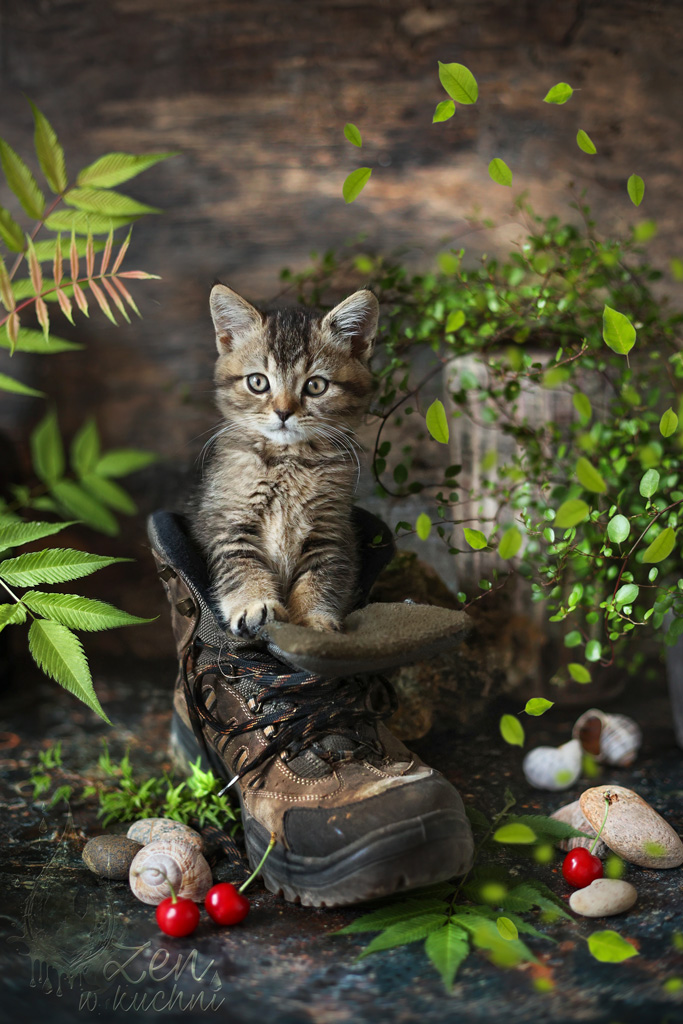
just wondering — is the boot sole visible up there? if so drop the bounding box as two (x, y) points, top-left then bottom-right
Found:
(170, 711), (473, 908)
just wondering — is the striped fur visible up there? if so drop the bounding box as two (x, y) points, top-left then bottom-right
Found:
(191, 284), (379, 636)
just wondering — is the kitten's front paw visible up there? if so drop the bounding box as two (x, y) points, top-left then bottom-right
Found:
(296, 612), (343, 633)
(223, 598), (288, 638)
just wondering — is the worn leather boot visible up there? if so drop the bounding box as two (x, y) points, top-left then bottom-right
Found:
(148, 509), (474, 908)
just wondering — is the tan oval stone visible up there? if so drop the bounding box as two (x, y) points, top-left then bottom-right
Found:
(569, 878), (637, 918)
(580, 785), (683, 868)
(126, 818), (203, 851)
(551, 800), (607, 857)
(83, 835), (143, 879)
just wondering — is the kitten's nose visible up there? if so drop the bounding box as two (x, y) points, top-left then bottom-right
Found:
(274, 408), (293, 423)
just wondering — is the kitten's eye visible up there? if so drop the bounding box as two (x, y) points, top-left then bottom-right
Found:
(304, 376), (328, 397)
(246, 373), (270, 394)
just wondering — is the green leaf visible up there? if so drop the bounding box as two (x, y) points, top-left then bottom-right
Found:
(0, 372), (44, 398)
(607, 514), (630, 544)
(0, 602), (27, 632)
(22, 591), (153, 631)
(50, 480), (118, 535)
(572, 391), (592, 423)
(342, 168), (372, 204)
(585, 639), (602, 663)
(0, 326), (82, 354)
(660, 408), (679, 438)
(343, 123), (362, 148)
(44, 209), (139, 235)
(30, 410), (65, 483)
(564, 630), (582, 647)
(576, 129), (597, 154)
(555, 499), (589, 528)
(64, 187), (160, 217)
(33, 236), (105, 262)
(0, 206), (25, 251)
(425, 399), (449, 443)
(488, 158), (512, 187)
(0, 518), (75, 554)
(499, 526), (522, 559)
(671, 257), (683, 281)
(642, 526), (676, 564)
(568, 663), (591, 683)
(461, 916), (536, 966)
(639, 469), (660, 497)
(603, 305), (636, 356)
(627, 174), (645, 207)
(70, 419), (100, 477)
(77, 151), (176, 189)
(464, 527), (488, 550)
(425, 923), (469, 992)
(524, 698), (554, 717)
(543, 82), (573, 104)
(576, 457), (607, 493)
(437, 62), (478, 104)
(445, 309), (465, 333)
(0, 548), (127, 586)
(432, 100), (456, 124)
(505, 815), (592, 844)
(588, 930), (638, 963)
(28, 100), (67, 194)
(28, 618), (110, 722)
(94, 448), (156, 477)
(499, 714), (525, 747)
(336, 898), (448, 935)
(416, 513), (432, 541)
(496, 917), (519, 941)
(493, 823), (536, 844)
(615, 583), (638, 605)
(357, 913), (447, 958)
(633, 219), (657, 242)
(0, 139), (45, 219)
(81, 474), (136, 514)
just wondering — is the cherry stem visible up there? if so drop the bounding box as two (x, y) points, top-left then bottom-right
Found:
(589, 795), (611, 855)
(239, 832), (276, 894)
(133, 865), (178, 904)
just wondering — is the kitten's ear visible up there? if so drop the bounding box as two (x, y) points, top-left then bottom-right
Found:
(322, 289), (379, 361)
(210, 284), (262, 353)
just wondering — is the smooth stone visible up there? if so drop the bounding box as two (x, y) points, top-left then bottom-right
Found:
(580, 785), (683, 869)
(551, 800), (608, 858)
(83, 835), (143, 879)
(126, 818), (204, 851)
(569, 878), (638, 917)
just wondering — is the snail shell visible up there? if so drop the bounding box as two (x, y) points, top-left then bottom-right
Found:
(572, 708), (641, 768)
(522, 738), (582, 791)
(551, 799), (608, 857)
(129, 838), (212, 906)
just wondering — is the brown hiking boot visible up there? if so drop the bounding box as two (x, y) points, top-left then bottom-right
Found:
(148, 509), (474, 908)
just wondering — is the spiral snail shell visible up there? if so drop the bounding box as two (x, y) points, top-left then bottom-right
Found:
(129, 837), (212, 906)
(551, 799), (607, 857)
(522, 738), (582, 791)
(572, 708), (641, 768)
(127, 817), (204, 852)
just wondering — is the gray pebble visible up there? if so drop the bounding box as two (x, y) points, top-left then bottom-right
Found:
(83, 835), (143, 879)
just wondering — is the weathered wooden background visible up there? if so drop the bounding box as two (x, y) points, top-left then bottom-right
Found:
(2, 0), (683, 658)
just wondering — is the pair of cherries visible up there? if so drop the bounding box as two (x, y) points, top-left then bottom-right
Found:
(561, 794), (611, 889)
(156, 882), (249, 937)
(152, 833), (276, 938)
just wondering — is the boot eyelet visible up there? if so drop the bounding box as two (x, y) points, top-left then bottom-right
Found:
(263, 724), (279, 738)
(247, 696), (262, 713)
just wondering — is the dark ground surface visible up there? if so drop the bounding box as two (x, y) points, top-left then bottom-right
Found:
(0, 657), (681, 1024)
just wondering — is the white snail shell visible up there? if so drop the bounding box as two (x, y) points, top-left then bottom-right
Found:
(572, 708), (642, 768)
(551, 799), (608, 857)
(522, 738), (582, 791)
(129, 838), (212, 906)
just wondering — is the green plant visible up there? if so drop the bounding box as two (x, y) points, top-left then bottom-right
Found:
(0, 101), (174, 719)
(333, 789), (613, 990)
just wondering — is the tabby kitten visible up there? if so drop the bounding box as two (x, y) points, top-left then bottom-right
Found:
(191, 283), (379, 636)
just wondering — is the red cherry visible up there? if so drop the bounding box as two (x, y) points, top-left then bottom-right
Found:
(205, 883), (250, 926)
(562, 847), (604, 888)
(155, 896), (200, 937)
